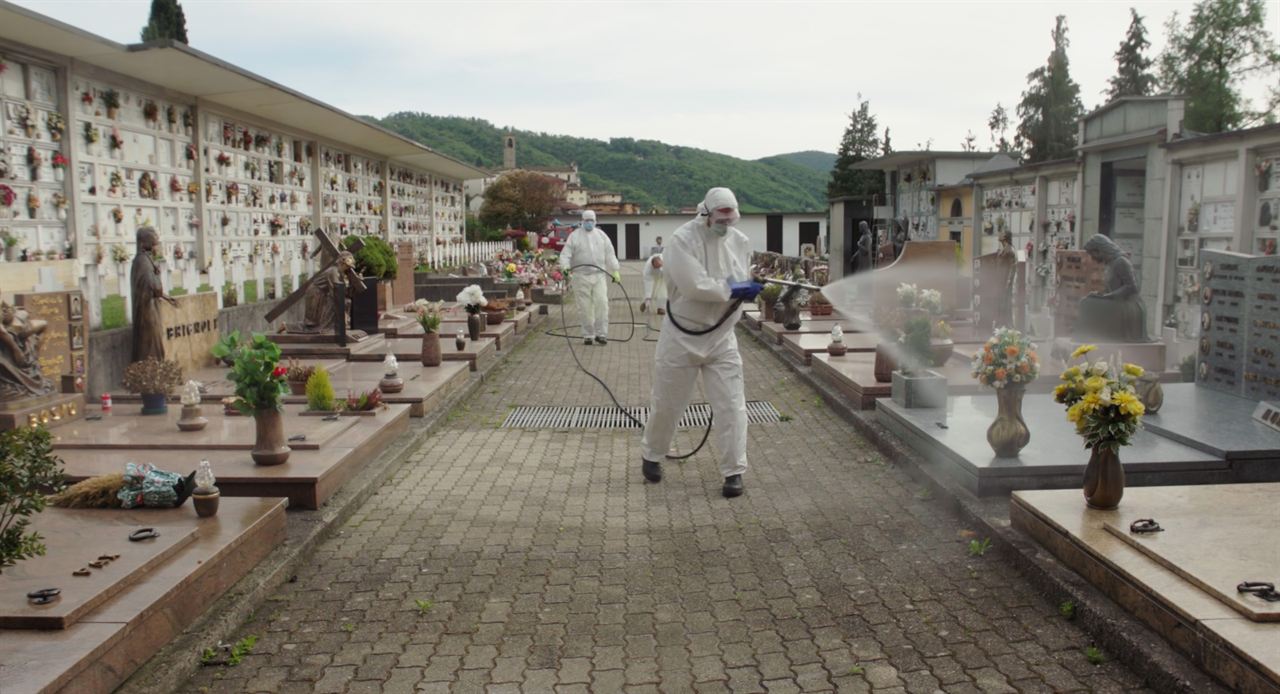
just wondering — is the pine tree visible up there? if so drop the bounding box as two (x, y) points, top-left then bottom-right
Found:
(987, 103), (1012, 153)
(1015, 16), (1084, 163)
(1158, 0), (1280, 132)
(1106, 8), (1157, 99)
(140, 0), (189, 44)
(827, 95), (885, 199)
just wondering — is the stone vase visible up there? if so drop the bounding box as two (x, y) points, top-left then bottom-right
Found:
(809, 303), (833, 317)
(251, 409), (291, 466)
(1135, 375), (1163, 414)
(929, 338), (955, 367)
(421, 331), (442, 367)
(828, 341), (847, 357)
(467, 313), (483, 341)
(192, 489), (220, 517)
(987, 385), (1030, 457)
(1084, 447), (1125, 509)
(288, 380), (308, 396)
(874, 343), (896, 383)
(485, 308), (505, 326)
(890, 370), (947, 408)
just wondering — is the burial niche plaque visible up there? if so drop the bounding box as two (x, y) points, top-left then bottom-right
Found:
(1198, 250), (1280, 401)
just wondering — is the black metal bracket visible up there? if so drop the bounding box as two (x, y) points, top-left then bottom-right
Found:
(129, 528), (159, 541)
(1129, 518), (1164, 534)
(1237, 582), (1280, 602)
(27, 588), (61, 605)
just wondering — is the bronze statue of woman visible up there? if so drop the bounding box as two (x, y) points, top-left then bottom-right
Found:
(0, 303), (52, 401)
(1075, 234), (1147, 342)
(130, 227), (177, 362)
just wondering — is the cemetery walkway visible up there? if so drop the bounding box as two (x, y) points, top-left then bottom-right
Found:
(182, 265), (1153, 694)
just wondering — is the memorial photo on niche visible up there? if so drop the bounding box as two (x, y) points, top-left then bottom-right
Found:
(69, 323), (84, 350)
(73, 353), (84, 374)
(68, 292), (82, 320)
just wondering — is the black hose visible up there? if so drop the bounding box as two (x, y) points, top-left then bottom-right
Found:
(555, 263), (712, 460)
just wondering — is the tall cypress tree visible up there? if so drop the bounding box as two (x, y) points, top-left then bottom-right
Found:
(140, 0), (189, 44)
(827, 95), (885, 199)
(1106, 8), (1157, 99)
(1158, 0), (1280, 132)
(1015, 15), (1084, 163)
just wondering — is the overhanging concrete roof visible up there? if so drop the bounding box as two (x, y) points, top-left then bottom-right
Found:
(0, 1), (489, 181)
(850, 151), (999, 171)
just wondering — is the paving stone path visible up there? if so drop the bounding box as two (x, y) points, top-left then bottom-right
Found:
(184, 264), (1153, 693)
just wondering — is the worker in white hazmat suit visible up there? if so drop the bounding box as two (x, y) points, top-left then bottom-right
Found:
(559, 210), (621, 345)
(640, 188), (763, 498)
(640, 254), (667, 314)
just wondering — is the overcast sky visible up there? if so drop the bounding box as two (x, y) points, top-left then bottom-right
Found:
(14, 0), (1277, 161)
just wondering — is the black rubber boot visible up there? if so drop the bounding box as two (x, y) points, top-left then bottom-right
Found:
(722, 474), (744, 498)
(642, 459), (662, 483)
(595, 336), (608, 345)
(583, 337), (593, 346)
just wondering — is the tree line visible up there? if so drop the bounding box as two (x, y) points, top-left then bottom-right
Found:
(829, 0), (1280, 198)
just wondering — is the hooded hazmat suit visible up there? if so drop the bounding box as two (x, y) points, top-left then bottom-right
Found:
(641, 188), (755, 484)
(641, 253), (667, 313)
(559, 210), (620, 342)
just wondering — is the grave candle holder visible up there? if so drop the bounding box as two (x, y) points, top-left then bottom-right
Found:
(828, 326), (847, 357)
(176, 380), (208, 432)
(379, 354), (404, 394)
(191, 459), (220, 517)
(455, 329), (466, 352)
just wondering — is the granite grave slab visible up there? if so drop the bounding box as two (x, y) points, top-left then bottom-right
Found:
(876, 393), (1227, 495)
(1012, 484), (1280, 692)
(1143, 383), (1280, 469)
(51, 405), (358, 451)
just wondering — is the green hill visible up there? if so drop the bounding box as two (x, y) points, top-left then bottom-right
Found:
(758, 150), (836, 175)
(370, 112), (831, 213)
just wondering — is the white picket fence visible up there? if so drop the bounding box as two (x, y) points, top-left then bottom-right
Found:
(77, 240), (517, 328)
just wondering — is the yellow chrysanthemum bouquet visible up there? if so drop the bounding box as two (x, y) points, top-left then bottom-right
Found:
(1053, 345), (1146, 452)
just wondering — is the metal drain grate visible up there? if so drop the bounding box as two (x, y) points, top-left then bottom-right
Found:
(501, 401), (781, 429)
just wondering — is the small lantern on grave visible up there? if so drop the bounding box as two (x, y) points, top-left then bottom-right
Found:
(828, 325), (847, 357)
(455, 328), (466, 352)
(177, 380), (208, 431)
(379, 354), (404, 394)
(515, 288), (526, 309)
(192, 459), (220, 517)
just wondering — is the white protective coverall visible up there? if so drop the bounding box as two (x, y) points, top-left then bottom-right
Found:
(641, 190), (753, 478)
(641, 254), (667, 313)
(559, 211), (620, 340)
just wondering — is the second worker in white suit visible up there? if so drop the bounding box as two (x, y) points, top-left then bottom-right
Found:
(559, 210), (621, 345)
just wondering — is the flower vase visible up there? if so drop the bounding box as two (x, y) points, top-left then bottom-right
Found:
(1083, 447), (1124, 509)
(421, 332), (442, 366)
(873, 343), (896, 383)
(288, 380), (307, 396)
(54, 168), (64, 183)
(467, 312), (483, 341)
(251, 409), (291, 466)
(761, 300), (774, 322)
(987, 385), (1030, 457)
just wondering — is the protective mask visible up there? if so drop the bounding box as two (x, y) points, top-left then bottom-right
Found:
(584, 221), (595, 231)
(709, 222), (729, 237)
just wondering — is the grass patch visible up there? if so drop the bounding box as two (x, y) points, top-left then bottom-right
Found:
(1058, 600), (1076, 620)
(242, 280), (258, 304)
(100, 295), (125, 330)
(169, 287), (188, 297)
(196, 283), (213, 293)
(414, 598), (434, 615)
(1084, 645), (1105, 665)
(967, 538), (993, 557)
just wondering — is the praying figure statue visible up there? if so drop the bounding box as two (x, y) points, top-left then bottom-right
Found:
(850, 221), (873, 274)
(0, 302), (53, 401)
(130, 226), (177, 362)
(993, 229), (1017, 329)
(1075, 234), (1148, 342)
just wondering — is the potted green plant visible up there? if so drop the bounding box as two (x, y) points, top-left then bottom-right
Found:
(759, 284), (781, 322)
(211, 333), (291, 465)
(285, 359), (317, 396)
(1, 230), (18, 263)
(807, 290), (833, 317)
(0, 427), (65, 574)
(121, 358), (184, 414)
(410, 300), (444, 366)
(304, 369), (336, 412)
(890, 315), (947, 408)
(343, 235), (397, 331)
